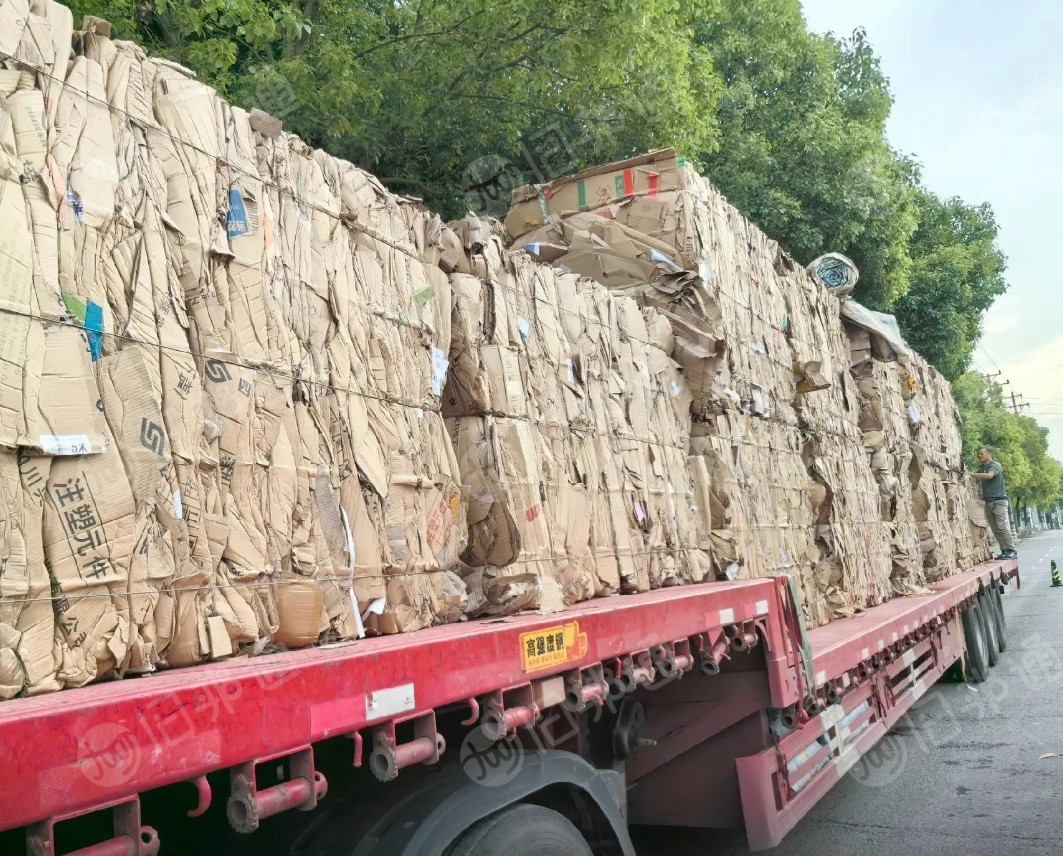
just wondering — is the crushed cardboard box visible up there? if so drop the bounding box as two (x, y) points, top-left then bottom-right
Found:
(0, 5), (988, 698)
(505, 149), (987, 626)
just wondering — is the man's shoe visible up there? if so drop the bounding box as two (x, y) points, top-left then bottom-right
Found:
(1001, 549), (1018, 560)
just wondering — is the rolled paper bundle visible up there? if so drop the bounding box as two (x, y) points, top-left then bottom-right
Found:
(807, 253), (860, 297)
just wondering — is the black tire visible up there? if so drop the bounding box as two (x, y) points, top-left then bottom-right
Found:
(962, 603), (989, 683)
(978, 592), (999, 666)
(992, 585), (1008, 652)
(447, 805), (593, 856)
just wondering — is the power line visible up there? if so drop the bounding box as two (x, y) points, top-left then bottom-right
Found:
(978, 342), (1003, 375)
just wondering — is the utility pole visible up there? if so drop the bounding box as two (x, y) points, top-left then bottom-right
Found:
(1009, 391), (1029, 414)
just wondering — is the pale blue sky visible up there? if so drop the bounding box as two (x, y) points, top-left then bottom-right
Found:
(801, 0), (1063, 460)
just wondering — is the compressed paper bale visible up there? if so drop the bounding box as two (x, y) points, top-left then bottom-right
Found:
(39, 447), (137, 687)
(0, 9), (481, 696)
(688, 416), (836, 623)
(441, 215), (709, 615)
(447, 415), (554, 608)
(96, 349), (180, 671)
(842, 332), (988, 588)
(502, 150), (993, 623)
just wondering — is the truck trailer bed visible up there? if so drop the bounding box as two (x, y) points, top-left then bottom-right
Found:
(0, 559), (1018, 854)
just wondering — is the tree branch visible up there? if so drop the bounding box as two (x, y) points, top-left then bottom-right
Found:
(352, 14), (477, 60)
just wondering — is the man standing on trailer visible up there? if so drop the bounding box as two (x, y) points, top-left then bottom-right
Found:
(969, 447), (1018, 559)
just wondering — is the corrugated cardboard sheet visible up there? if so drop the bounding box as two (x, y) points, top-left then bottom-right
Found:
(506, 149), (987, 626)
(0, 7), (473, 696)
(0, 7), (987, 697)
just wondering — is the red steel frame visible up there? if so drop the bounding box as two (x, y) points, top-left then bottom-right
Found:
(0, 559), (1018, 854)
(0, 577), (793, 838)
(736, 558), (1018, 850)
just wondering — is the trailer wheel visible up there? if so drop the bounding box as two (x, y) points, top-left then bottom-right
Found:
(961, 603), (989, 683)
(990, 585), (1008, 652)
(447, 804), (593, 856)
(977, 592), (1000, 666)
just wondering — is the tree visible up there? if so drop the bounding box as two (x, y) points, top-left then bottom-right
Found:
(892, 193), (1008, 380)
(953, 372), (1030, 481)
(692, 2), (921, 308)
(691, 4), (1009, 379)
(952, 373), (1060, 510)
(1012, 417), (1062, 510)
(72, 0), (723, 217)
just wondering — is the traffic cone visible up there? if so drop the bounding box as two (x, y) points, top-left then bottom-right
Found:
(1052, 560), (1062, 588)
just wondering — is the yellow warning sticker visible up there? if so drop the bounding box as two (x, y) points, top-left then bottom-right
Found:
(520, 621), (588, 673)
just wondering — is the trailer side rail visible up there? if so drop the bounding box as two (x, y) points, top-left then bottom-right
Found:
(2, 577), (794, 840)
(735, 559), (1018, 850)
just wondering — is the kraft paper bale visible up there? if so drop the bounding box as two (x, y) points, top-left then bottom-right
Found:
(848, 354), (923, 594)
(844, 322), (989, 588)
(0, 6), (473, 698)
(504, 150), (984, 625)
(442, 218), (710, 615)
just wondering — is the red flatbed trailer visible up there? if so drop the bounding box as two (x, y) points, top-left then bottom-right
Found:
(1, 559), (1018, 856)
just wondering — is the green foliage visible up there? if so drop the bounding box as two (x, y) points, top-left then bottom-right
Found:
(74, 0), (723, 217)
(692, 2), (921, 309)
(953, 373), (1061, 509)
(893, 193), (1007, 380)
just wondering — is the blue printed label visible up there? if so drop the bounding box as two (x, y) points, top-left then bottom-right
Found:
(85, 301), (104, 361)
(227, 189), (250, 238)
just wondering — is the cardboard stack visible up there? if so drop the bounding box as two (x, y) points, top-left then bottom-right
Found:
(440, 215), (711, 615)
(0, 3), (989, 698)
(844, 315), (989, 585)
(0, 8), (470, 697)
(505, 149), (987, 625)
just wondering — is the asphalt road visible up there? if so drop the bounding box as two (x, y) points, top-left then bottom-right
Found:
(634, 529), (1063, 856)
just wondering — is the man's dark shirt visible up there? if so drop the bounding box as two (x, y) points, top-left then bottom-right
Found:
(979, 460), (1007, 501)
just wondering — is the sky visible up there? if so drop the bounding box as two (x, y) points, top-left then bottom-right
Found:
(800, 0), (1063, 460)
